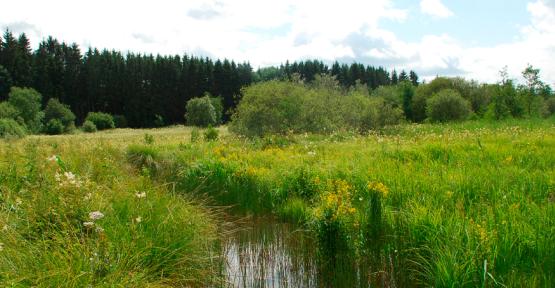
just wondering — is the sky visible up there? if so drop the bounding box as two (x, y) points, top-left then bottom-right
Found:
(1, 0), (554, 85)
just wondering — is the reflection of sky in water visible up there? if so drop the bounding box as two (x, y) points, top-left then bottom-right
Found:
(222, 219), (318, 287)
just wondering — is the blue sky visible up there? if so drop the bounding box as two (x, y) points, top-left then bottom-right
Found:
(1, 0), (554, 84)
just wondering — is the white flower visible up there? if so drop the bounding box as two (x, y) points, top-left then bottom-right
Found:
(83, 221), (95, 228)
(89, 211), (104, 220)
(135, 192), (147, 199)
(95, 226), (104, 233)
(47, 155), (58, 162)
(64, 172), (76, 181)
(135, 216), (142, 223)
(55, 172), (62, 182)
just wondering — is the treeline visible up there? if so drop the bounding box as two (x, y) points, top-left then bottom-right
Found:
(0, 30), (415, 128)
(0, 30), (252, 127)
(254, 60), (418, 89)
(229, 68), (555, 137)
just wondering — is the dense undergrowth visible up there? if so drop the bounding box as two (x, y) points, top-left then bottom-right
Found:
(127, 119), (555, 287)
(0, 134), (219, 287)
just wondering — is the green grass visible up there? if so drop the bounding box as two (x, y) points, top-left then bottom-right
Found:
(1, 119), (553, 287)
(130, 119), (555, 287)
(0, 130), (219, 287)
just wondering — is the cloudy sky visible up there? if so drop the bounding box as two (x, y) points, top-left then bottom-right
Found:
(1, 0), (554, 84)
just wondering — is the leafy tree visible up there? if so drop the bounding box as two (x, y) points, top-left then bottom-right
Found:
(185, 95), (222, 127)
(426, 89), (471, 122)
(44, 119), (64, 135)
(0, 118), (26, 138)
(81, 120), (97, 133)
(0, 101), (19, 119)
(8, 87), (43, 132)
(521, 64), (546, 116)
(85, 112), (115, 130)
(44, 98), (76, 133)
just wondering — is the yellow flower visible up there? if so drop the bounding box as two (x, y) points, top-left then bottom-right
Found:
(367, 181), (389, 197)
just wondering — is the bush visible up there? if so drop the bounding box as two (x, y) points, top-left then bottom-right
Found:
(81, 120), (97, 133)
(0, 118), (26, 139)
(426, 89), (471, 122)
(185, 94), (223, 127)
(44, 119), (64, 135)
(85, 112), (115, 130)
(230, 79), (404, 137)
(113, 115), (128, 128)
(8, 87), (43, 133)
(44, 98), (76, 133)
(203, 126), (219, 141)
(0, 102), (19, 120)
(546, 98), (555, 116)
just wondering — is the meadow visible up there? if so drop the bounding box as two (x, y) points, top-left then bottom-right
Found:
(1, 118), (554, 287)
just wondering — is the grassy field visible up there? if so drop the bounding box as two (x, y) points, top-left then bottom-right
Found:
(0, 127), (220, 287)
(1, 118), (554, 287)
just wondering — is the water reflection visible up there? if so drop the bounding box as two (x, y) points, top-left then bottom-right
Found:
(221, 217), (319, 287)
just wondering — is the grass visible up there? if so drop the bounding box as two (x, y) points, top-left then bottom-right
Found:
(0, 127), (220, 287)
(125, 119), (554, 287)
(1, 119), (554, 287)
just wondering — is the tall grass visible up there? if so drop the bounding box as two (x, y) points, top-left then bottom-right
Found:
(136, 119), (555, 287)
(0, 132), (219, 287)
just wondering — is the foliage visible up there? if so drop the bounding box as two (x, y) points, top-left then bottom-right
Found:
(44, 118), (65, 135)
(230, 79), (403, 137)
(0, 65), (12, 99)
(44, 98), (76, 133)
(203, 126), (219, 141)
(426, 89), (472, 122)
(185, 95), (222, 127)
(0, 117), (26, 138)
(113, 115), (127, 128)
(81, 120), (97, 133)
(7, 87), (43, 132)
(0, 101), (19, 120)
(85, 112), (115, 130)
(190, 127), (200, 143)
(546, 97), (555, 115)
(0, 139), (218, 286)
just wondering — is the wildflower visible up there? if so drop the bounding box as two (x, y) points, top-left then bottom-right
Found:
(135, 216), (142, 223)
(83, 221), (95, 228)
(89, 211), (105, 220)
(47, 155), (58, 162)
(95, 226), (104, 233)
(135, 192), (147, 199)
(367, 181), (389, 197)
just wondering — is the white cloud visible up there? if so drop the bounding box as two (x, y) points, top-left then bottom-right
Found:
(420, 0), (454, 18)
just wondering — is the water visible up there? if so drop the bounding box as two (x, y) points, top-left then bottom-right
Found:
(221, 217), (319, 287)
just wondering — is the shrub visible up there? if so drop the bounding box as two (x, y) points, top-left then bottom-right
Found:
(153, 114), (164, 127)
(8, 87), (43, 133)
(0, 102), (19, 119)
(0, 118), (26, 139)
(185, 94), (223, 127)
(85, 112), (115, 130)
(44, 98), (76, 133)
(426, 89), (471, 122)
(190, 127), (200, 143)
(546, 97), (555, 115)
(44, 119), (64, 135)
(203, 126), (219, 141)
(113, 115), (128, 128)
(81, 120), (97, 133)
(230, 79), (405, 137)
